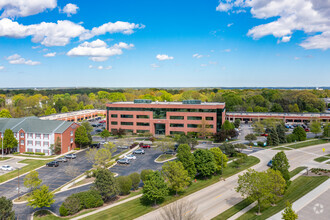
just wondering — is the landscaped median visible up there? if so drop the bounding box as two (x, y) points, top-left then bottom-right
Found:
(314, 154), (330, 163)
(0, 156), (11, 161)
(154, 154), (176, 163)
(272, 139), (328, 150)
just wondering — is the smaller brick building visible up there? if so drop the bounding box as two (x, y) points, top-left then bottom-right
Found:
(0, 117), (79, 155)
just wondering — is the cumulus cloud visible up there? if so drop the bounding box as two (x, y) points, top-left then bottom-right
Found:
(0, 66), (4, 70)
(0, 0), (56, 18)
(95, 65), (112, 70)
(61, 3), (79, 16)
(6, 54), (40, 65)
(216, 0), (330, 50)
(67, 39), (134, 62)
(0, 18), (144, 47)
(192, 53), (203, 58)
(44, 52), (56, 57)
(156, 54), (174, 61)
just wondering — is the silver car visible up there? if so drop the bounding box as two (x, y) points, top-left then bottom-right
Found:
(56, 157), (68, 162)
(1, 165), (14, 171)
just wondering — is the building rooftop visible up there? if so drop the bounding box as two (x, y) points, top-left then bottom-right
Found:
(109, 101), (225, 106)
(39, 109), (105, 120)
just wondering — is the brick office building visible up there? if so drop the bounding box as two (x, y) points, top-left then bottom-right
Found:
(0, 117), (79, 155)
(106, 100), (225, 136)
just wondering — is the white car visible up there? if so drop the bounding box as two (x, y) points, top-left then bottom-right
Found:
(1, 165), (13, 171)
(125, 154), (136, 160)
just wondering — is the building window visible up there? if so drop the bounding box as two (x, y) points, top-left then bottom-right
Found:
(121, 114), (133, 118)
(206, 117), (214, 121)
(44, 134), (49, 139)
(111, 114), (118, 118)
(187, 124), (199, 128)
(111, 121), (118, 125)
(71, 138), (73, 143)
(170, 131), (185, 135)
(35, 149), (41, 153)
(36, 134), (41, 139)
(170, 116), (184, 120)
(44, 141), (49, 147)
(27, 148), (33, 152)
(137, 122), (150, 126)
(27, 141), (33, 146)
(187, 116), (202, 120)
(20, 140), (24, 145)
(136, 115), (149, 119)
(43, 150), (49, 154)
(206, 125), (214, 128)
(36, 141), (41, 146)
(124, 129), (134, 133)
(28, 133), (33, 138)
(70, 131), (73, 136)
(137, 130), (150, 133)
(170, 124), (184, 127)
(20, 133), (24, 138)
(121, 122), (133, 126)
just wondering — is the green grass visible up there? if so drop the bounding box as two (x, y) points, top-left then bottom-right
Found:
(236, 176), (329, 220)
(13, 154), (56, 159)
(0, 159), (52, 183)
(0, 157), (11, 161)
(81, 156), (260, 220)
(289, 166), (307, 178)
(285, 139), (327, 149)
(155, 154), (175, 162)
(271, 147), (292, 151)
(314, 154), (330, 163)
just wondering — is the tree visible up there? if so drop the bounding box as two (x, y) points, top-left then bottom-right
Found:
(266, 169), (286, 204)
(174, 134), (198, 150)
(155, 137), (174, 152)
(160, 200), (200, 220)
(3, 129), (18, 152)
(236, 169), (270, 214)
(209, 147), (228, 174)
(93, 169), (118, 201)
(245, 133), (257, 144)
(310, 121), (322, 137)
(100, 129), (111, 141)
(129, 172), (140, 190)
(0, 109), (12, 118)
(271, 103), (284, 112)
(234, 119), (241, 128)
(221, 120), (235, 131)
(140, 169), (154, 182)
(61, 106), (69, 113)
(276, 124), (286, 144)
(272, 151), (290, 185)
(75, 126), (90, 148)
(142, 171), (168, 205)
(252, 121), (265, 134)
(65, 165), (80, 185)
(288, 104), (300, 113)
(193, 149), (216, 178)
(197, 118), (212, 139)
(81, 121), (93, 134)
(177, 144), (197, 178)
(0, 196), (15, 219)
(282, 201), (298, 220)
(117, 176), (132, 195)
(27, 185), (55, 209)
(323, 123), (330, 138)
(220, 143), (237, 157)
(88, 148), (112, 168)
(24, 170), (42, 192)
(292, 126), (306, 141)
(162, 161), (190, 195)
(267, 127), (279, 146)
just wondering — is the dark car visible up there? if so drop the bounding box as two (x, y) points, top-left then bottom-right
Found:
(267, 160), (273, 167)
(56, 157), (67, 162)
(95, 129), (102, 133)
(46, 161), (59, 167)
(133, 149), (145, 154)
(65, 154), (77, 159)
(90, 143), (100, 148)
(164, 150), (176, 155)
(117, 158), (130, 164)
(92, 124), (97, 127)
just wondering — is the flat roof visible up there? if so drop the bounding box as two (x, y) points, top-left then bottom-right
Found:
(40, 109), (105, 120)
(109, 101), (224, 106)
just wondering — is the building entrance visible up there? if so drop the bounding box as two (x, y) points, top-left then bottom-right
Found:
(154, 123), (166, 135)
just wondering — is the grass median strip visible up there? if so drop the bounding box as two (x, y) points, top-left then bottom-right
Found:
(155, 154), (175, 162)
(0, 157), (11, 161)
(285, 139), (328, 149)
(0, 159), (52, 183)
(314, 154), (330, 163)
(80, 156), (260, 220)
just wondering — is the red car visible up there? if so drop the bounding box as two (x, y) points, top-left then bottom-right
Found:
(305, 128), (310, 132)
(141, 145), (151, 148)
(261, 133), (268, 137)
(99, 120), (106, 123)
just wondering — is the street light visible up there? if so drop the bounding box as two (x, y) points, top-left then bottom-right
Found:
(17, 168), (21, 198)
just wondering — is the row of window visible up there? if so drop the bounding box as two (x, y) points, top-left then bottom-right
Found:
(26, 148), (49, 154)
(170, 124), (213, 128)
(111, 114), (150, 119)
(111, 121), (150, 126)
(15, 133), (50, 139)
(26, 140), (49, 147)
(111, 114), (214, 121)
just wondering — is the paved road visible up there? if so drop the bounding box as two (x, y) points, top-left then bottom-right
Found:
(0, 157), (26, 175)
(136, 143), (330, 220)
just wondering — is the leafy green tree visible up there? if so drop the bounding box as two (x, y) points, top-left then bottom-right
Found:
(246, 106), (253, 112)
(323, 123), (330, 138)
(177, 144), (197, 178)
(282, 201), (298, 220)
(93, 169), (118, 201)
(51, 108), (57, 114)
(24, 170), (42, 192)
(0, 196), (15, 219)
(75, 126), (90, 148)
(234, 119), (241, 128)
(197, 118), (212, 139)
(272, 151), (290, 185)
(220, 143), (237, 157)
(140, 169), (154, 182)
(129, 173), (140, 190)
(142, 171), (168, 205)
(162, 161), (190, 195)
(155, 137), (174, 152)
(270, 103), (284, 112)
(117, 176), (132, 195)
(100, 129), (111, 141)
(209, 147), (228, 174)
(236, 169), (271, 214)
(174, 134), (198, 149)
(50, 136), (61, 154)
(0, 109), (12, 118)
(221, 120), (235, 131)
(267, 127), (279, 146)
(27, 185), (55, 209)
(61, 106), (69, 113)
(194, 149), (216, 178)
(288, 104), (300, 113)
(266, 169), (286, 204)
(252, 121), (265, 134)
(3, 129), (18, 152)
(310, 121), (322, 137)
(245, 133), (257, 144)
(292, 126), (306, 141)
(81, 121), (93, 134)
(276, 124), (286, 144)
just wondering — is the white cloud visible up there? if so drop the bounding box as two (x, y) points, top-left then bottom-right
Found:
(6, 54), (40, 65)
(223, 49), (231, 52)
(216, 0), (330, 50)
(105, 66), (112, 70)
(0, 18), (144, 47)
(0, 66), (4, 70)
(151, 63), (160, 68)
(97, 66), (103, 70)
(44, 52), (56, 57)
(0, 0), (56, 18)
(156, 54), (174, 61)
(67, 39), (134, 62)
(32, 45), (41, 49)
(227, 23), (234, 27)
(209, 61), (218, 65)
(192, 53), (203, 58)
(89, 65), (93, 69)
(61, 3), (78, 17)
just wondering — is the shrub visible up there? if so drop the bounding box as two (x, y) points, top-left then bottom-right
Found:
(286, 134), (298, 143)
(292, 127), (306, 141)
(35, 152), (45, 156)
(77, 190), (103, 209)
(129, 173), (140, 190)
(117, 176), (132, 195)
(85, 170), (93, 178)
(13, 152), (20, 155)
(257, 141), (264, 147)
(75, 148), (80, 150)
(141, 169), (154, 183)
(61, 194), (81, 216)
(59, 204), (68, 216)
(24, 152), (34, 155)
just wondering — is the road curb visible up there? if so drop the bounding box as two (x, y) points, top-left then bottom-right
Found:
(154, 155), (177, 163)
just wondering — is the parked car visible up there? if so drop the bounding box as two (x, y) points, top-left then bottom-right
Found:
(117, 158), (130, 164)
(95, 129), (102, 133)
(141, 144), (151, 148)
(46, 161), (59, 167)
(90, 143), (100, 148)
(305, 128), (310, 132)
(117, 145), (129, 149)
(1, 165), (13, 171)
(261, 133), (268, 137)
(133, 149), (145, 154)
(92, 124), (97, 127)
(65, 154), (77, 159)
(164, 150), (176, 155)
(56, 157), (67, 162)
(99, 120), (106, 123)
(267, 160), (273, 167)
(125, 154), (137, 160)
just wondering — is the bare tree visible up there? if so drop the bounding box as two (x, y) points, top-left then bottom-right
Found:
(159, 200), (201, 220)
(155, 137), (174, 152)
(197, 118), (212, 139)
(86, 148), (98, 164)
(65, 165), (80, 186)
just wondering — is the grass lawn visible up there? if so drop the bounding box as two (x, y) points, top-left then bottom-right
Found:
(81, 156), (260, 220)
(0, 156), (11, 161)
(236, 176), (329, 220)
(13, 154), (56, 159)
(314, 154), (330, 163)
(155, 154), (175, 162)
(285, 139), (328, 149)
(0, 159), (52, 183)
(289, 166), (307, 178)
(271, 147), (292, 151)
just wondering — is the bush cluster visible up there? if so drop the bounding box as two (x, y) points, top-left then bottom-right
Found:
(23, 152), (46, 156)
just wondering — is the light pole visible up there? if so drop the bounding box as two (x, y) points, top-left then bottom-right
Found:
(17, 168), (20, 198)
(1, 133), (3, 159)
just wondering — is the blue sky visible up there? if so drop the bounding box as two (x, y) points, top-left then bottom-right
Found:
(0, 0), (329, 88)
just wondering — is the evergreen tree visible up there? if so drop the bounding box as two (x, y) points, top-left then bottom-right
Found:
(282, 201), (298, 220)
(177, 144), (197, 178)
(27, 185), (55, 209)
(292, 126), (306, 141)
(142, 171), (168, 205)
(276, 124), (286, 144)
(93, 169), (118, 201)
(272, 151), (290, 185)
(267, 127), (279, 146)
(0, 196), (15, 219)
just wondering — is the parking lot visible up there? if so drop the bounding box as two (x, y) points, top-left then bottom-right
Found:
(110, 147), (164, 177)
(0, 158), (27, 175)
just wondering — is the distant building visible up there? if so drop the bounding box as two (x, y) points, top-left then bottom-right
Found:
(106, 100), (226, 136)
(40, 109), (106, 122)
(0, 117), (79, 155)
